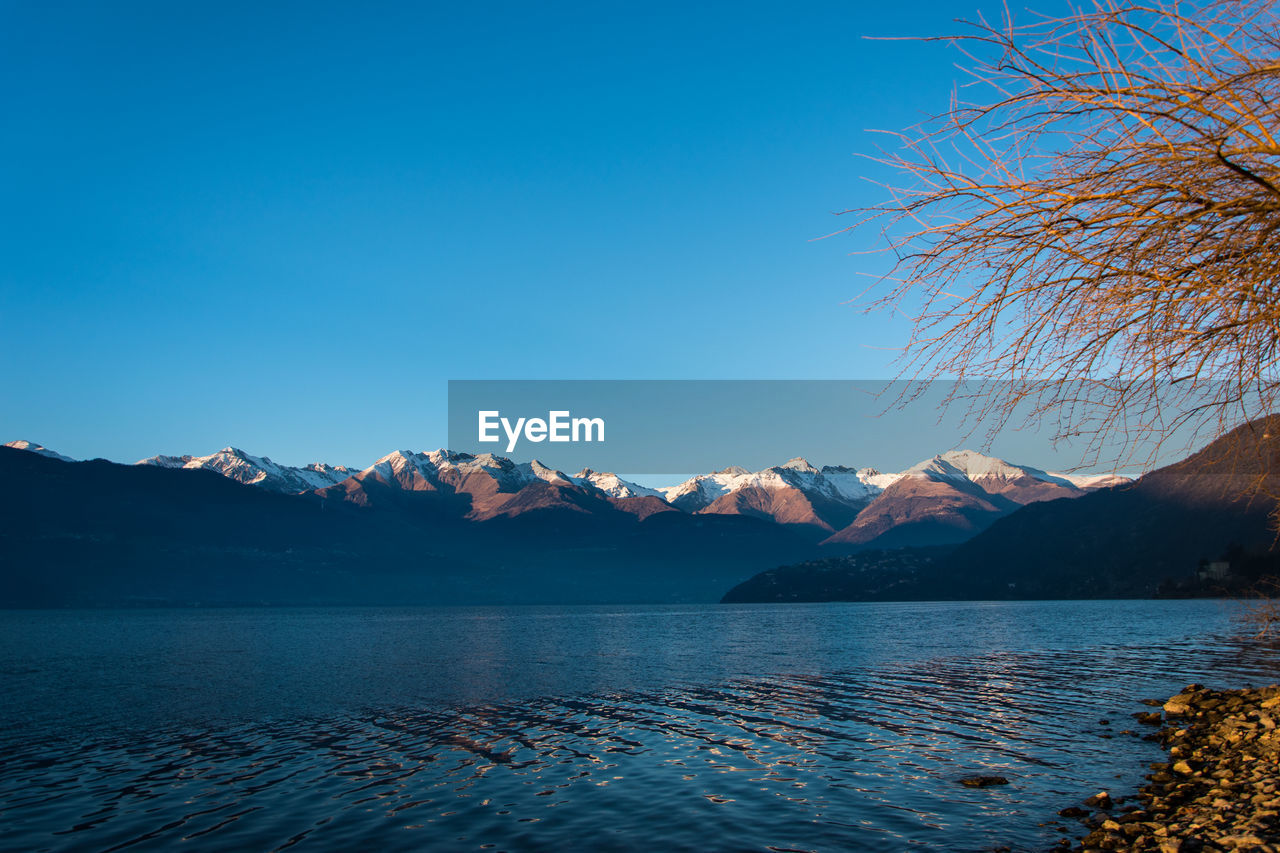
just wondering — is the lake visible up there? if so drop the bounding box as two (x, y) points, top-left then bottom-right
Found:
(2, 601), (1277, 851)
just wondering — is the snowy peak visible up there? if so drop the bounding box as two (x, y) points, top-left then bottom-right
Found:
(360, 449), (657, 499)
(660, 459), (888, 512)
(903, 454), (973, 483)
(905, 449), (1076, 489)
(439, 451), (570, 489)
(820, 449), (1131, 548)
(943, 449), (1075, 487)
(528, 459), (571, 486)
(660, 468), (750, 510)
(3, 440), (74, 463)
(137, 447), (356, 493)
(854, 467), (905, 490)
(896, 448), (1130, 493)
(360, 450), (448, 492)
(656, 449), (1128, 521)
(819, 465), (900, 501)
(140, 454), (195, 469)
(1055, 472), (1129, 490)
(303, 462), (350, 475)
(571, 469), (662, 499)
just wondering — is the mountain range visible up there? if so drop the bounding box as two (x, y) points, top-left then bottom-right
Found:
(0, 444), (818, 607)
(0, 437), (1128, 607)
(53, 441), (1128, 547)
(5, 423), (1274, 606)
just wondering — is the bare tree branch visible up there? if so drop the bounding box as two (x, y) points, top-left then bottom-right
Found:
(847, 0), (1280, 473)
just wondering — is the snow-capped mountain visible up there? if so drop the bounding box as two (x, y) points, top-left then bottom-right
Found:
(896, 449), (1132, 493)
(318, 449), (671, 521)
(656, 458), (893, 534)
(2, 440), (74, 463)
(903, 450), (1071, 485)
(661, 458), (890, 512)
(136, 447), (356, 493)
(121, 443), (661, 509)
(660, 465), (748, 510)
(821, 449), (1122, 548)
(572, 469), (663, 499)
(664, 449), (1125, 509)
(1054, 472), (1131, 490)
(652, 449), (1129, 542)
(894, 449), (1086, 505)
(358, 449), (599, 492)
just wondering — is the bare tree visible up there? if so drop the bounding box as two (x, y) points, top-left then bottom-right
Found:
(850, 0), (1280, 472)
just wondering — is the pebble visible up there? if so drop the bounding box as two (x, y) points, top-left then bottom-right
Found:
(1062, 685), (1280, 851)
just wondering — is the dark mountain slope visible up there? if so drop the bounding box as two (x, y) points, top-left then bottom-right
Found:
(722, 547), (954, 603)
(723, 418), (1280, 602)
(938, 417), (1280, 598)
(0, 447), (471, 607)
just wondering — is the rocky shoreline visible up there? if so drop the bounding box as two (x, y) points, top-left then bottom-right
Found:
(1062, 685), (1280, 852)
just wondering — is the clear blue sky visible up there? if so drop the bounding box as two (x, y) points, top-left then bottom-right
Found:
(2, 1), (1068, 469)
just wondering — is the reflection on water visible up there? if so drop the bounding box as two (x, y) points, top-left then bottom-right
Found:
(1, 601), (1278, 851)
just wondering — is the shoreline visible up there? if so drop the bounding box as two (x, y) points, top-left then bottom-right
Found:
(1064, 685), (1280, 852)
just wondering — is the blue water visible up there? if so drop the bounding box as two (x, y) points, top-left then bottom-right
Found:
(1, 601), (1277, 852)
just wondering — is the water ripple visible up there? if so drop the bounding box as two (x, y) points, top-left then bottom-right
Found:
(3, 602), (1280, 851)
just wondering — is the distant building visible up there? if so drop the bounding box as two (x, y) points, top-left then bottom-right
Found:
(1199, 561), (1231, 581)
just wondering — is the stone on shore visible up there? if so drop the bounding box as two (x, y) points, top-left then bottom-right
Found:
(1084, 791), (1114, 810)
(1065, 684), (1280, 851)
